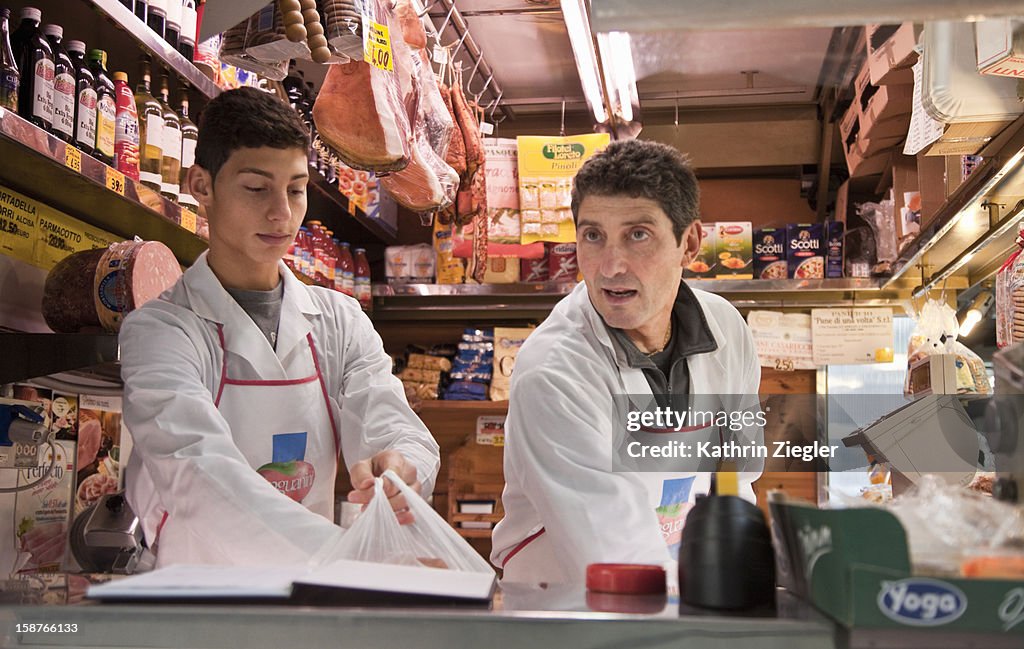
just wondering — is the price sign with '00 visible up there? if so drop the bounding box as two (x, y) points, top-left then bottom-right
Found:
(364, 21), (394, 71)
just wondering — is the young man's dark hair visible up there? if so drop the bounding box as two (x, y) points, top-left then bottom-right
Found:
(570, 139), (700, 245)
(195, 86), (310, 181)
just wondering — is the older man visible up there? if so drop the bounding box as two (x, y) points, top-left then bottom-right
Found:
(492, 140), (762, 585)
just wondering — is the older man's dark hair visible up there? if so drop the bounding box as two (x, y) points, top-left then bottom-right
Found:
(570, 140), (700, 244)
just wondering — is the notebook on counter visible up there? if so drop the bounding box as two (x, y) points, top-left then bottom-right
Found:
(87, 560), (497, 607)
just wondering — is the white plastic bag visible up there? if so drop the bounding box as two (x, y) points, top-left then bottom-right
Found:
(311, 470), (494, 574)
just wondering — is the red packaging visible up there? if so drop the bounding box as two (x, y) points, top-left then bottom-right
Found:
(548, 243), (577, 283)
(521, 253), (549, 283)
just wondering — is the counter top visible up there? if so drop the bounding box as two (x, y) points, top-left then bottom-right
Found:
(0, 586), (839, 649)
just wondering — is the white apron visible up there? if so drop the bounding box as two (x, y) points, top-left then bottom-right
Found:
(149, 324), (340, 558)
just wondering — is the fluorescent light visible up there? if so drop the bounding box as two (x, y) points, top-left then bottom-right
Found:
(597, 31), (638, 123)
(958, 290), (993, 337)
(560, 0), (608, 123)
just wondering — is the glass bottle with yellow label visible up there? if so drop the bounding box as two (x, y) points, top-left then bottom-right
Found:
(88, 49), (115, 166)
(133, 56), (163, 191)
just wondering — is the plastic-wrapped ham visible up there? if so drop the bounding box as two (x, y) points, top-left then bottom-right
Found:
(379, 14), (459, 211)
(312, 1), (411, 172)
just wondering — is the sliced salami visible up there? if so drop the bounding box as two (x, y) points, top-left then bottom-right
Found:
(92, 240), (182, 332)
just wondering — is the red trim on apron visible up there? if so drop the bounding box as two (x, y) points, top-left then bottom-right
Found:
(212, 327), (340, 459)
(307, 333), (341, 459)
(502, 528), (546, 568)
(151, 510), (170, 552)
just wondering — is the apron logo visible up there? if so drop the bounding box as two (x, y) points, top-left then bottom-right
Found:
(257, 460), (315, 503)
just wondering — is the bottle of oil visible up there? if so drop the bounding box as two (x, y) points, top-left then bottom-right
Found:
(0, 8), (19, 112)
(157, 74), (180, 201)
(177, 93), (198, 209)
(12, 7), (53, 132)
(88, 49), (115, 166)
(41, 24), (74, 143)
(66, 40), (95, 156)
(133, 57), (163, 191)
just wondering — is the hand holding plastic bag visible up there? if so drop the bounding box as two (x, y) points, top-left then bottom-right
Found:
(310, 469), (494, 574)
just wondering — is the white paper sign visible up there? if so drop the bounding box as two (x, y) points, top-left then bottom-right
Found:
(903, 57), (945, 156)
(811, 308), (894, 365)
(746, 311), (816, 370)
(476, 415), (505, 446)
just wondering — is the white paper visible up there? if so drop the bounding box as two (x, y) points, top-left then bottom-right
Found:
(87, 565), (299, 600)
(903, 57), (945, 155)
(746, 311), (816, 370)
(811, 308), (894, 365)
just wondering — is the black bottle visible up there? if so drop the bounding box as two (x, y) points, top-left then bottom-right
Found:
(0, 8), (18, 113)
(134, 0), (148, 23)
(146, 0), (166, 40)
(66, 40), (95, 155)
(12, 7), (54, 132)
(42, 24), (74, 143)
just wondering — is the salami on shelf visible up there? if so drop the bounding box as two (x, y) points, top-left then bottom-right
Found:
(42, 248), (107, 333)
(92, 240), (182, 332)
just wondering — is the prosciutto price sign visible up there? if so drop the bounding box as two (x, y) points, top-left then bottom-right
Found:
(364, 21), (394, 71)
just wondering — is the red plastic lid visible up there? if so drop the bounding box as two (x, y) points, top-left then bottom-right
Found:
(586, 563), (667, 595)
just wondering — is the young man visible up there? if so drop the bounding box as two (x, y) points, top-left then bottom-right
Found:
(491, 140), (763, 584)
(120, 87), (439, 567)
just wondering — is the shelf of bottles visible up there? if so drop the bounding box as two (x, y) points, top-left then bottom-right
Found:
(286, 220), (374, 312)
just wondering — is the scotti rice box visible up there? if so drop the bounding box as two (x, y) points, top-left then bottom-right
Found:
(714, 222), (753, 279)
(826, 221), (845, 278)
(753, 228), (787, 280)
(683, 222), (716, 279)
(786, 223), (824, 279)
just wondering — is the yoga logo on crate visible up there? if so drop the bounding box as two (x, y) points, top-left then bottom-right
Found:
(877, 578), (967, 626)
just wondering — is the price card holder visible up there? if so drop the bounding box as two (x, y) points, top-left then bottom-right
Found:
(364, 21), (394, 71)
(105, 167), (126, 195)
(479, 121), (494, 136)
(64, 145), (82, 174)
(180, 208), (197, 234)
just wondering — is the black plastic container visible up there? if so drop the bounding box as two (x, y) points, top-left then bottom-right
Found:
(679, 494), (776, 610)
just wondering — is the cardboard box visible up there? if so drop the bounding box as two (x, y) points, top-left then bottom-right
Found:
(916, 153), (947, 229)
(753, 227), (787, 279)
(834, 177), (878, 224)
(976, 18), (1024, 78)
(713, 222), (753, 279)
(846, 144), (891, 178)
(825, 222), (844, 278)
(684, 222), (717, 278)
(865, 23), (918, 85)
(771, 500), (1024, 633)
(786, 223), (824, 279)
(924, 121), (1013, 156)
(891, 154), (921, 239)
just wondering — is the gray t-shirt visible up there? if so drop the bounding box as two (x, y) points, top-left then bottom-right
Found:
(225, 281), (284, 350)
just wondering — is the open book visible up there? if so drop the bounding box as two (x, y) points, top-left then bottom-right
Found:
(87, 560), (497, 606)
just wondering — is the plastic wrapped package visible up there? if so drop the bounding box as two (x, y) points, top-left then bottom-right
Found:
(310, 470), (495, 573)
(220, 3), (308, 79)
(886, 475), (1024, 576)
(857, 200), (898, 266)
(378, 18), (458, 212)
(843, 226), (877, 278)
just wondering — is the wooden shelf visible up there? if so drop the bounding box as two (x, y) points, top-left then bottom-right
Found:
(419, 400), (509, 412)
(0, 109), (208, 265)
(454, 529), (494, 539)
